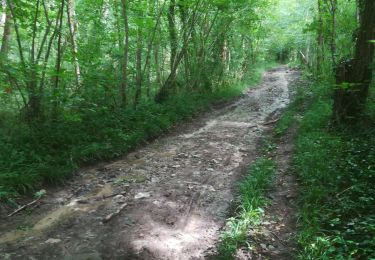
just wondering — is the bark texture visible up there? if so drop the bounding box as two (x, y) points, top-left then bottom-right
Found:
(332, 0), (375, 124)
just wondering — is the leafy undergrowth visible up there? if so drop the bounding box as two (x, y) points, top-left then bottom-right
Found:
(294, 83), (375, 259)
(218, 158), (276, 259)
(0, 63), (277, 201)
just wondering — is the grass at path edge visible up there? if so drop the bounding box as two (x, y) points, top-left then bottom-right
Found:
(217, 158), (276, 259)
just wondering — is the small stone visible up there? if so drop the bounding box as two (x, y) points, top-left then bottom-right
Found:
(153, 200), (161, 206)
(45, 238), (62, 244)
(113, 195), (126, 204)
(134, 192), (151, 199)
(260, 243), (267, 250)
(151, 177), (159, 183)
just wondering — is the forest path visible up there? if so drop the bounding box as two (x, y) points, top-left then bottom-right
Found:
(0, 66), (300, 260)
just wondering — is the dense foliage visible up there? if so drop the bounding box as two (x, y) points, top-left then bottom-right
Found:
(0, 0), (272, 198)
(271, 0), (375, 258)
(293, 82), (375, 259)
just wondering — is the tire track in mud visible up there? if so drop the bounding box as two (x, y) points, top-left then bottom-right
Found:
(0, 66), (300, 260)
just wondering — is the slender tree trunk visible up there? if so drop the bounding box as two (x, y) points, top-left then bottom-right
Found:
(0, 0), (11, 59)
(6, 0), (25, 69)
(167, 0), (177, 72)
(155, 0), (201, 103)
(178, 0), (190, 86)
(0, 0), (5, 26)
(134, 26), (143, 107)
(225, 40), (231, 72)
(240, 36), (249, 79)
(146, 63), (151, 98)
(113, 0), (123, 104)
(120, 0), (129, 107)
(141, 1), (165, 82)
(66, 0), (81, 89)
(7, 0), (41, 119)
(329, 0), (337, 65)
(153, 1), (163, 87)
(54, 0), (65, 92)
(356, 0), (362, 23)
(332, 0), (375, 124)
(40, 5), (62, 93)
(154, 42), (162, 86)
(316, 0), (324, 73)
(27, 0), (42, 119)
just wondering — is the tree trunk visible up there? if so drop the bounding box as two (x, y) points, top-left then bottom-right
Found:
(0, 0), (5, 26)
(28, 0), (41, 120)
(66, 0), (81, 89)
(329, 0), (337, 65)
(178, 0), (191, 87)
(155, 0), (201, 103)
(120, 0), (129, 107)
(0, 0), (11, 59)
(53, 0), (65, 92)
(316, 0), (324, 73)
(167, 0), (177, 72)
(332, 0), (375, 124)
(154, 42), (162, 86)
(141, 0), (165, 85)
(134, 26), (143, 107)
(146, 63), (151, 98)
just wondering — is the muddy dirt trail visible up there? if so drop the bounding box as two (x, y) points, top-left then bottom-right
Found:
(0, 66), (300, 260)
